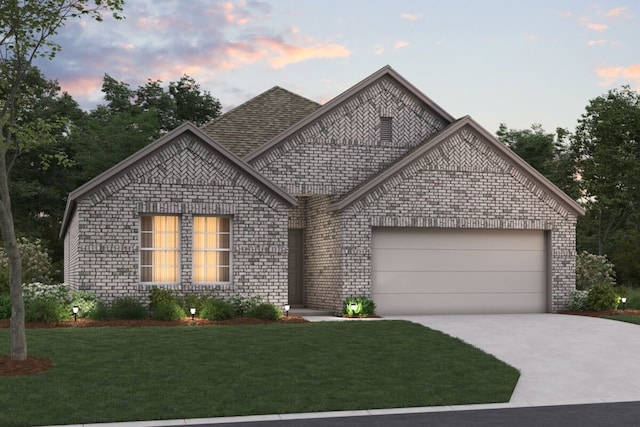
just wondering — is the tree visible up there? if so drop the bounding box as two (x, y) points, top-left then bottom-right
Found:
(0, 0), (123, 361)
(571, 86), (640, 257)
(497, 123), (579, 199)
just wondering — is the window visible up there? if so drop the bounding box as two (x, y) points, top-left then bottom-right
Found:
(140, 216), (179, 283)
(380, 116), (393, 142)
(193, 216), (231, 283)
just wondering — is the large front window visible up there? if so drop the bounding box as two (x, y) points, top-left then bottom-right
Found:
(140, 215), (179, 283)
(193, 216), (231, 283)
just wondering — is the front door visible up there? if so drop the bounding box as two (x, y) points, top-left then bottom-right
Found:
(288, 229), (304, 306)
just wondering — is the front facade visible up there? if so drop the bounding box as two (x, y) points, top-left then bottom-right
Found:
(61, 66), (584, 314)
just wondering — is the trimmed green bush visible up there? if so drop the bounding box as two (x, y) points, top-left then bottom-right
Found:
(0, 294), (11, 319)
(70, 291), (98, 318)
(229, 295), (263, 317)
(199, 297), (233, 321)
(343, 296), (376, 317)
(25, 298), (71, 323)
(152, 301), (186, 321)
(586, 283), (619, 311)
(149, 287), (178, 310)
(248, 303), (281, 320)
(88, 300), (111, 320)
(568, 290), (589, 311)
(110, 297), (147, 320)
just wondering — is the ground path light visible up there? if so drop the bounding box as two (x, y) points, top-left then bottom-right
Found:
(622, 297), (627, 311)
(72, 305), (79, 322)
(284, 304), (290, 317)
(189, 307), (196, 321)
(349, 303), (358, 316)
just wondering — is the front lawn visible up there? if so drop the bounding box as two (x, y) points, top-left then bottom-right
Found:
(0, 321), (519, 426)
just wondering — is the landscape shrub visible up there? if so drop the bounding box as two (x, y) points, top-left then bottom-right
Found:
(25, 298), (70, 323)
(110, 297), (147, 319)
(248, 303), (281, 320)
(21, 282), (71, 323)
(180, 293), (202, 314)
(229, 295), (263, 317)
(199, 297), (233, 321)
(576, 251), (616, 290)
(152, 301), (186, 321)
(70, 291), (99, 318)
(88, 300), (111, 320)
(149, 287), (178, 310)
(22, 282), (70, 304)
(0, 294), (10, 319)
(568, 290), (589, 311)
(342, 296), (376, 317)
(0, 237), (57, 293)
(586, 283), (619, 311)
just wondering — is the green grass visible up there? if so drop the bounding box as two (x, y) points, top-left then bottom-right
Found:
(601, 314), (640, 325)
(0, 321), (519, 426)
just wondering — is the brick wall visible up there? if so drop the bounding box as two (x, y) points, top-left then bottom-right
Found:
(251, 77), (449, 196)
(338, 126), (578, 312)
(65, 134), (290, 307)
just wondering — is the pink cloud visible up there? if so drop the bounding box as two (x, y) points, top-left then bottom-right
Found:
(58, 77), (104, 97)
(595, 65), (640, 87)
(524, 34), (539, 42)
(401, 13), (422, 21)
(394, 40), (409, 49)
(587, 39), (607, 46)
(587, 22), (608, 32)
(607, 7), (627, 17)
(373, 45), (384, 55)
(254, 36), (350, 69)
(222, 1), (251, 25)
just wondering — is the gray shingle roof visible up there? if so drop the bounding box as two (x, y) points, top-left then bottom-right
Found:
(200, 86), (321, 158)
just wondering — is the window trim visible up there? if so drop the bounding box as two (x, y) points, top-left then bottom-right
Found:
(192, 215), (233, 284)
(139, 214), (181, 284)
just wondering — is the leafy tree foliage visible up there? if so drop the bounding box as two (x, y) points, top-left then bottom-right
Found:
(0, 0), (124, 360)
(496, 123), (579, 199)
(571, 86), (640, 285)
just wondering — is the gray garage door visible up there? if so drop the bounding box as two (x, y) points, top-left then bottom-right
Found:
(372, 228), (547, 315)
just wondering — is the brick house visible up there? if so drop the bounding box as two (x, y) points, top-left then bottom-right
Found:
(60, 66), (584, 315)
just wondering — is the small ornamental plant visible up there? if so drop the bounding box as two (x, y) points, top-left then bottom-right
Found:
(576, 251), (616, 290)
(342, 296), (376, 317)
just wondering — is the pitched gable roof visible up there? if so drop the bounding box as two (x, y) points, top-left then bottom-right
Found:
(244, 65), (456, 163)
(330, 116), (585, 217)
(60, 122), (297, 238)
(200, 86), (320, 158)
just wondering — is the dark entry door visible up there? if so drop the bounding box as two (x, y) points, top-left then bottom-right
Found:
(288, 229), (304, 306)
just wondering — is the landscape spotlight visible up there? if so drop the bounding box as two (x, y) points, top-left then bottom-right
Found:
(349, 303), (358, 316)
(189, 307), (196, 321)
(622, 297), (627, 311)
(72, 305), (79, 322)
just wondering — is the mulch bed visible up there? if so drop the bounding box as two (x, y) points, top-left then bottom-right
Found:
(0, 315), (308, 377)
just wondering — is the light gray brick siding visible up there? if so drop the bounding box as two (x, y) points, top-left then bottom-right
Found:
(251, 77), (448, 196)
(251, 79), (578, 313)
(64, 135), (290, 307)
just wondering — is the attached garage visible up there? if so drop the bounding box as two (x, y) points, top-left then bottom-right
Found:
(372, 228), (549, 315)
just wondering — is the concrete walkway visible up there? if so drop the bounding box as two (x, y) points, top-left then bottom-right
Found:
(388, 314), (640, 406)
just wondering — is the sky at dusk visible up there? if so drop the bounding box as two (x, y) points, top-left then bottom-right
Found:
(35, 0), (640, 135)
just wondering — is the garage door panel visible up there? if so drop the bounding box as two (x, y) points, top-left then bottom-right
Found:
(373, 271), (545, 294)
(373, 228), (544, 251)
(375, 292), (547, 315)
(373, 248), (545, 272)
(371, 228), (547, 315)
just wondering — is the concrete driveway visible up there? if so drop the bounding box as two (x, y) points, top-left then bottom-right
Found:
(388, 314), (640, 406)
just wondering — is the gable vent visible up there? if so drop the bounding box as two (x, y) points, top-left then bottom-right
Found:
(381, 117), (392, 142)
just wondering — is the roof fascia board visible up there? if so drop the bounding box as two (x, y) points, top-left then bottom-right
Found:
(244, 65), (455, 162)
(330, 117), (585, 216)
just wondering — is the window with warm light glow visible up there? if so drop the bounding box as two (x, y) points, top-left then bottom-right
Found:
(140, 215), (180, 283)
(193, 216), (231, 283)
